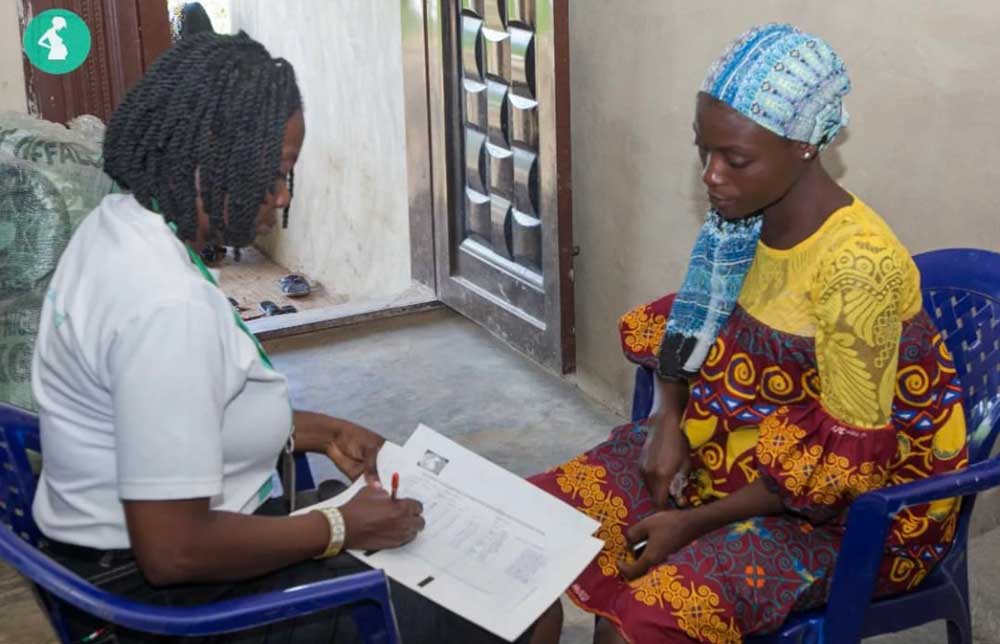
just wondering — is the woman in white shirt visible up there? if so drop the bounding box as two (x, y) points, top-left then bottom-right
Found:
(32, 32), (561, 644)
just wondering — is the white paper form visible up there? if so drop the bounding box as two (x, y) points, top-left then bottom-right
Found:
(295, 425), (603, 642)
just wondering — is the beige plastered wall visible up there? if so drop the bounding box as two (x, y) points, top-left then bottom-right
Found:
(0, 0), (27, 113)
(231, 0), (411, 300)
(569, 1), (1000, 414)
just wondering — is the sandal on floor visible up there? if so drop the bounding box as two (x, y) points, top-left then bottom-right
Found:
(278, 274), (311, 298)
(259, 301), (298, 316)
(228, 298), (250, 312)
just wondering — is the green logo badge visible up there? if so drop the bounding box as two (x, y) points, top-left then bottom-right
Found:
(23, 9), (91, 75)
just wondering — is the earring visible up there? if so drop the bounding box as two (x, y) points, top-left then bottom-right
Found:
(803, 152), (812, 160)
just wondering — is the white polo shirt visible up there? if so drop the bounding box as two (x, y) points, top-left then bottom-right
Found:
(32, 194), (291, 549)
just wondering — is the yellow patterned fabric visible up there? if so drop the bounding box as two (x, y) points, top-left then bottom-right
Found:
(620, 305), (668, 357)
(554, 456), (632, 576)
(757, 406), (892, 506)
(629, 565), (742, 643)
(739, 197), (922, 429)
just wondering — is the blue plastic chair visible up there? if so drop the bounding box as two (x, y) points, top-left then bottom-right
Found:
(294, 452), (317, 490)
(630, 248), (1000, 643)
(0, 403), (399, 643)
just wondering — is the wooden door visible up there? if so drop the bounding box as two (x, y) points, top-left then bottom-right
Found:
(418, 0), (574, 373)
(19, 0), (171, 124)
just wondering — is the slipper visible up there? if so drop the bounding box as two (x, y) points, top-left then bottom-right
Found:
(259, 301), (299, 316)
(278, 274), (311, 298)
(259, 300), (281, 316)
(228, 297), (250, 312)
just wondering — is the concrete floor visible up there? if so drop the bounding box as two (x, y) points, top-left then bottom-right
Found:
(2, 308), (999, 643)
(269, 309), (621, 480)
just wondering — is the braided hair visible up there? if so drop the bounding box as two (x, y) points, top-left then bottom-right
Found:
(103, 31), (301, 247)
(179, 3), (214, 39)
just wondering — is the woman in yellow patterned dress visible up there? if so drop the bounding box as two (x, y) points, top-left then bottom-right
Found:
(529, 24), (967, 643)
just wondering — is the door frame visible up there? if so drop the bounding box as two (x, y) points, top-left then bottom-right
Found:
(401, 0), (437, 291)
(401, 0), (575, 373)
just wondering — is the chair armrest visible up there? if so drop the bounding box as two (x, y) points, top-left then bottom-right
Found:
(822, 457), (1000, 642)
(631, 366), (655, 422)
(0, 529), (392, 636)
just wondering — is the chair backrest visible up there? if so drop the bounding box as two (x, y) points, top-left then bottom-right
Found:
(914, 249), (1000, 465)
(913, 249), (1000, 567)
(0, 402), (44, 546)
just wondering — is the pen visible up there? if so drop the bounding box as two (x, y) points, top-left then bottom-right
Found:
(391, 472), (399, 500)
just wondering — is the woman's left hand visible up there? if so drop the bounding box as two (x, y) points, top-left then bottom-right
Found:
(294, 411), (386, 483)
(325, 420), (385, 484)
(617, 509), (703, 581)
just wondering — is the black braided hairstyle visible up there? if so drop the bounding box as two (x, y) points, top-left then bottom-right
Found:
(179, 3), (214, 39)
(103, 31), (302, 247)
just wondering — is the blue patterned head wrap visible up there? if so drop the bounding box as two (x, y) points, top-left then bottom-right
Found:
(657, 24), (851, 381)
(702, 23), (850, 148)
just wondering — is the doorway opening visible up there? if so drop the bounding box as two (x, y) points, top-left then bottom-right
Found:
(14, 0), (572, 371)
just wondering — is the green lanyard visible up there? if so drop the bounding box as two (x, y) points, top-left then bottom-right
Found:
(183, 243), (275, 370)
(163, 218), (274, 370)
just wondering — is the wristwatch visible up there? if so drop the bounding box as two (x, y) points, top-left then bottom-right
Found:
(314, 507), (347, 559)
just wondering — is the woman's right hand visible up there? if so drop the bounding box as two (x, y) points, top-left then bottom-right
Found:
(337, 485), (425, 550)
(639, 415), (691, 508)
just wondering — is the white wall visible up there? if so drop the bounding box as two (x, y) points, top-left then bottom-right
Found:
(0, 0), (27, 113)
(231, 0), (411, 300)
(568, 1), (1000, 413)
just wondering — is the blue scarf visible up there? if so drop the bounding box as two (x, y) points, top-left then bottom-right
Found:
(657, 211), (761, 380)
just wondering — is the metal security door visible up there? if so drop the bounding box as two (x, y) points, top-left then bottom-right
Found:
(413, 0), (573, 373)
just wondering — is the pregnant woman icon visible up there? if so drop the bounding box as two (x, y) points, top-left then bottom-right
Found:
(37, 16), (69, 61)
